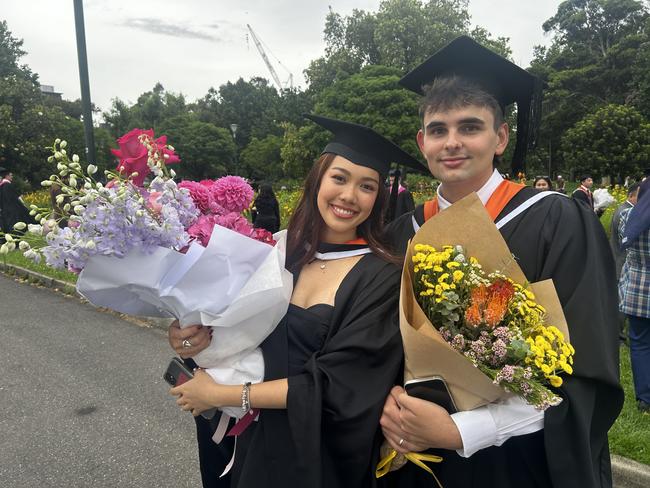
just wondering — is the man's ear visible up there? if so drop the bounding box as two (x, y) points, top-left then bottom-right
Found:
(416, 129), (425, 155)
(495, 122), (509, 156)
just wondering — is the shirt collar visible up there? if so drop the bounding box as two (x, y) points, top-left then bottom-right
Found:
(437, 169), (504, 210)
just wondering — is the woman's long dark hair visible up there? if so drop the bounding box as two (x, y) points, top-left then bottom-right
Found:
(286, 153), (401, 268)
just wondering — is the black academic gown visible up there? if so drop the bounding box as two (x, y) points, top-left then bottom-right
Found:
(0, 182), (32, 235)
(232, 250), (403, 488)
(385, 187), (624, 488)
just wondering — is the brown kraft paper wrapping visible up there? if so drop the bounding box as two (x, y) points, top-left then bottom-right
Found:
(400, 193), (569, 412)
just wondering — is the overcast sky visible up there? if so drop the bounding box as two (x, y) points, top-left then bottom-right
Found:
(3, 0), (562, 113)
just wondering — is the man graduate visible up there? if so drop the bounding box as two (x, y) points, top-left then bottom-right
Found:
(380, 36), (623, 488)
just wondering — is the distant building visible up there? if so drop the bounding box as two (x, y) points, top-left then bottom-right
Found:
(39, 84), (62, 100)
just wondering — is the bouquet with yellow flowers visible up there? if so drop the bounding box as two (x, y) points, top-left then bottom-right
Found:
(399, 194), (573, 412)
(412, 243), (574, 410)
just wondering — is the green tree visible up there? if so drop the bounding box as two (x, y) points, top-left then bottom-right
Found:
(239, 135), (283, 182)
(528, 0), (649, 174)
(312, 65), (423, 162)
(560, 104), (650, 179)
(305, 0), (510, 93)
(158, 115), (235, 180)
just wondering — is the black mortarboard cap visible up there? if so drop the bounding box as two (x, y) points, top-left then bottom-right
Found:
(399, 35), (545, 174)
(0, 166), (9, 176)
(304, 114), (425, 178)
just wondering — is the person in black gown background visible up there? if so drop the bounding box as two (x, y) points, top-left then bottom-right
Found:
(169, 114), (422, 487)
(380, 36), (623, 488)
(0, 166), (33, 236)
(251, 183), (280, 234)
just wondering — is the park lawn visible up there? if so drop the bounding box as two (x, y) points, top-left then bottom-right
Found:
(608, 345), (650, 465)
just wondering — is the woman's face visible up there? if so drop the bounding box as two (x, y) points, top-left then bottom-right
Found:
(535, 179), (550, 190)
(317, 155), (380, 243)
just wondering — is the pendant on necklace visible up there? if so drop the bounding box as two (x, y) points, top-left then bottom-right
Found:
(320, 263), (326, 270)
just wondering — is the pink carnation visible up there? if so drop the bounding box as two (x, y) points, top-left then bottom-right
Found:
(179, 180), (213, 214)
(216, 212), (254, 236)
(187, 214), (218, 247)
(251, 227), (276, 246)
(211, 176), (254, 213)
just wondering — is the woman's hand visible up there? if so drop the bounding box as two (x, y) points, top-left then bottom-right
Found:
(380, 386), (463, 453)
(168, 319), (211, 358)
(170, 369), (220, 416)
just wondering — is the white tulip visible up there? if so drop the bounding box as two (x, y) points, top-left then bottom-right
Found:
(87, 164), (97, 175)
(0, 243), (8, 255)
(13, 222), (27, 230)
(60, 141), (67, 149)
(72, 154), (80, 163)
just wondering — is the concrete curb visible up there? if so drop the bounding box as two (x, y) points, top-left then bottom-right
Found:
(612, 454), (650, 488)
(3, 262), (650, 486)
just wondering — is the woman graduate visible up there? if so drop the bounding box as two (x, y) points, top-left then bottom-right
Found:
(170, 114), (422, 487)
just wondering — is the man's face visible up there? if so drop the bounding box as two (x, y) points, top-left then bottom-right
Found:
(416, 105), (508, 195)
(630, 188), (640, 205)
(582, 178), (593, 189)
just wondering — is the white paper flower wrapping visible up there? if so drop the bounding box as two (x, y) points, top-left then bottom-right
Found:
(77, 226), (293, 418)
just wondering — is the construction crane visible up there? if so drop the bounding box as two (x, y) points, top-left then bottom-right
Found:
(246, 24), (293, 91)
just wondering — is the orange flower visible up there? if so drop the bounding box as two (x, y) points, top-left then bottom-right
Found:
(465, 280), (514, 328)
(465, 285), (488, 327)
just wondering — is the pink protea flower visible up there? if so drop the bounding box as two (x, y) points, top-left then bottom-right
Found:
(211, 176), (254, 213)
(178, 180), (213, 214)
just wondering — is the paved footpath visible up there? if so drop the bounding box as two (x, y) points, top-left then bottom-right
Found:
(0, 273), (202, 488)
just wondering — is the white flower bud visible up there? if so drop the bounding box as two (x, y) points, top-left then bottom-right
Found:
(19, 241), (30, 251)
(69, 175), (77, 187)
(4, 234), (14, 243)
(74, 205), (85, 215)
(40, 217), (47, 225)
(6, 241), (15, 252)
(96, 182), (103, 189)
(47, 219), (57, 229)
(56, 194), (65, 205)
(60, 140), (67, 149)
(85, 240), (96, 250)
(55, 138), (61, 144)
(13, 222), (27, 231)
(57, 163), (66, 171)
(54, 151), (62, 160)
(168, 145), (175, 151)
(27, 224), (42, 235)
(0, 243), (8, 255)
(163, 153), (169, 159)
(24, 249), (39, 261)
(63, 203), (71, 212)
(71, 200), (80, 207)
(87, 164), (97, 175)
(47, 156), (54, 163)
(41, 180), (53, 187)
(84, 182), (92, 190)
(72, 154), (80, 163)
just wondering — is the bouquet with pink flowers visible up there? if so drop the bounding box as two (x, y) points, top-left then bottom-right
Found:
(4, 129), (293, 419)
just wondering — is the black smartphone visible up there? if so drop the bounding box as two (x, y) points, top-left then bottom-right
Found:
(164, 357), (194, 386)
(404, 376), (458, 414)
(164, 358), (218, 420)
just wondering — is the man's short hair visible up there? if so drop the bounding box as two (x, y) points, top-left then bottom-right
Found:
(418, 75), (505, 130)
(579, 174), (592, 183)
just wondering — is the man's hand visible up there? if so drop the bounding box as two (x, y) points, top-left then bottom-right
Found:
(167, 320), (211, 358)
(380, 386), (463, 453)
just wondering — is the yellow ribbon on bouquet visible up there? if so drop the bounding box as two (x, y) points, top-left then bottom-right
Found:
(375, 448), (444, 488)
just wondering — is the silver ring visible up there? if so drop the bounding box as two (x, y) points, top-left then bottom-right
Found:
(398, 438), (405, 447)
(182, 339), (193, 349)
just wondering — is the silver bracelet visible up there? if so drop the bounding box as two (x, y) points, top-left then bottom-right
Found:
(241, 382), (252, 414)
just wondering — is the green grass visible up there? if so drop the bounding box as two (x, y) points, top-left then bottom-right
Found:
(2, 250), (77, 283)
(608, 345), (650, 464)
